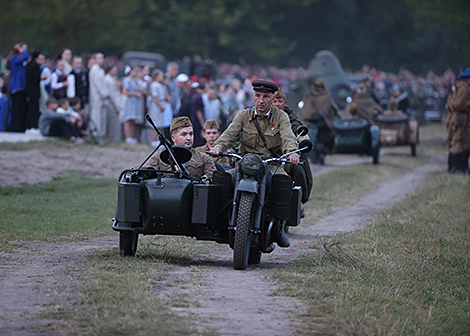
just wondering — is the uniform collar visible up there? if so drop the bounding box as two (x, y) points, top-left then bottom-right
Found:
(250, 107), (273, 122)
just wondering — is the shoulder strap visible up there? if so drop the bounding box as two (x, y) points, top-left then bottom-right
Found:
(252, 117), (278, 157)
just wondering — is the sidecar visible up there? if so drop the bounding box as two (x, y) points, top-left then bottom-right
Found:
(331, 118), (381, 164)
(112, 166), (233, 256)
(112, 164), (303, 260)
(376, 115), (419, 156)
(307, 117), (381, 164)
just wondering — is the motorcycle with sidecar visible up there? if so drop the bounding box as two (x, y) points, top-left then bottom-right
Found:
(376, 114), (419, 156)
(112, 116), (312, 270)
(306, 114), (381, 165)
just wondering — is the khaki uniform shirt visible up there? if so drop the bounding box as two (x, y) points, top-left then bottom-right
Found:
(146, 148), (216, 180)
(213, 107), (299, 160)
(298, 86), (339, 125)
(354, 91), (383, 124)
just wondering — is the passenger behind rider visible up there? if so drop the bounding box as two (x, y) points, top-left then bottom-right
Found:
(341, 101), (361, 120)
(146, 116), (216, 180)
(211, 79), (300, 247)
(272, 87), (313, 217)
(195, 119), (231, 167)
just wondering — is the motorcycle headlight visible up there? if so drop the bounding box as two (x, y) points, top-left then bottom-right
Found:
(240, 153), (263, 176)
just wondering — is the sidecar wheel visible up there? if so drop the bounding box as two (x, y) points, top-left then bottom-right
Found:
(372, 151), (380, 164)
(233, 192), (254, 270)
(248, 249), (262, 264)
(410, 144), (417, 157)
(120, 231), (138, 257)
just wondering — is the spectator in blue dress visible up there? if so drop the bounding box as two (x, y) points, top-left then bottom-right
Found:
(121, 66), (143, 144)
(6, 43), (29, 132)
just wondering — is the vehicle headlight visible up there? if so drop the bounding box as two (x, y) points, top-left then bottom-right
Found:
(240, 153), (263, 176)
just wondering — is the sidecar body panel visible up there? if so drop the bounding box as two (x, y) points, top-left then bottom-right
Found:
(377, 116), (420, 146)
(141, 177), (194, 235)
(116, 182), (141, 224)
(333, 118), (372, 154)
(192, 184), (221, 226)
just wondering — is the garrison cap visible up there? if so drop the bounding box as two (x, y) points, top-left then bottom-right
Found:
(273, 87), (286, 100)
(170, 116), (193, 132)
(203, 119), (219, 130)
(252, 79), (278, 94)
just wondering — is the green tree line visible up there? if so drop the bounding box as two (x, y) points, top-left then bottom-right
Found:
(0, 0), (468, 74)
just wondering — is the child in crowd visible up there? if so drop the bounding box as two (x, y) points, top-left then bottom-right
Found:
(69, 97), (89, 137)
(38, 97), (84, 143)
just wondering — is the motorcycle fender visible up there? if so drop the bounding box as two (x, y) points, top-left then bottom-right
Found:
(236, 179), (259, 193)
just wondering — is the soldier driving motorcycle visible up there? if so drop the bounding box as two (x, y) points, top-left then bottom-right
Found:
(212, 79), (301, 248)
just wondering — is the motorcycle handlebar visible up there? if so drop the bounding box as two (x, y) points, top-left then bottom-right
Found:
(207, 151), (303, 165)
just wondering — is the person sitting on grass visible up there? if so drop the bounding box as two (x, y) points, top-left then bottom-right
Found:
(69, 97), (89, 137)
(38, 97), (84, 143)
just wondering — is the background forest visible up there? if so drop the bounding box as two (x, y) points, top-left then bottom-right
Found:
(0, 0), (469, 74)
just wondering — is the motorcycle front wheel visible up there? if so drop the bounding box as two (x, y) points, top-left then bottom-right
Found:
(233, 192), (255, 270)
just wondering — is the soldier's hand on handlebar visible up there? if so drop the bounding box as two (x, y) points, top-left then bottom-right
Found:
(289, 155), (300, 165)
(211, 146), (221, 156)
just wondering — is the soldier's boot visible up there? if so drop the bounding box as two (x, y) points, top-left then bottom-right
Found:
(276, 220), (290, 248)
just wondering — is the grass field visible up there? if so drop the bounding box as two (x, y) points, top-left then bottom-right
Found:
(0, 173), (116, 250)
(273, 173), (470, 335)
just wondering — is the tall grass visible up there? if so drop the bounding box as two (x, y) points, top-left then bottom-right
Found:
(274, 173), (470, 335)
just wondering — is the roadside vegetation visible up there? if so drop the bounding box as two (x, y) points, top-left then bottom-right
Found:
(0, 137), (152, 151)
(273, 172), (470, 335)
(0, 173), (116, 250)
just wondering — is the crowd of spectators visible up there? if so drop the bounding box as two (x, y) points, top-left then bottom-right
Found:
(0, 44), (457, 144)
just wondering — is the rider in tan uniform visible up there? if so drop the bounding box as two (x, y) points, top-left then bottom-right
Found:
(212, 81), (299, 163)
(212, 79), (300, 247)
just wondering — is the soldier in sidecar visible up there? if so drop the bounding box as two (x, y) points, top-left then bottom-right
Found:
(376, 98), (419, 156)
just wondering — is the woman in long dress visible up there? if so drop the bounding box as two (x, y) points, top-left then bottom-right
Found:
(148, 69), (171, 147)
(121, 66), (143, 144)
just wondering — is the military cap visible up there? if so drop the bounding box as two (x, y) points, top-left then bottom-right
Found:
(203, 119), (219, 130)
(457, 67), (470, 79)
(252, 79), (278, 94)
(273, 87), (286, 100)
(170, 116), (193, 132)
